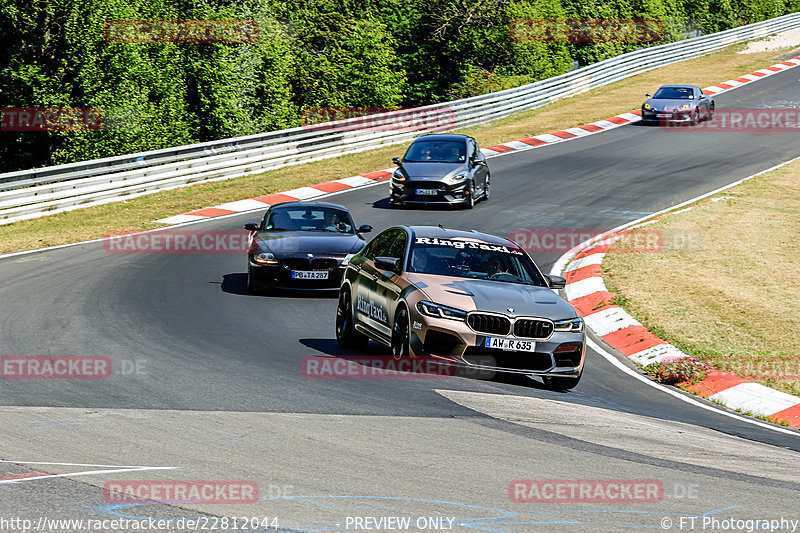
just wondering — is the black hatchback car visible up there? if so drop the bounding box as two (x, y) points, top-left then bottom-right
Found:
(244, 202), (372, 294)
(389, 134), (490, 208)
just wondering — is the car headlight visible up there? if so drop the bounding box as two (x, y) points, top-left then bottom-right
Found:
(553, 317), (583, 333)
(644, 103), (651, 110)
(254, 252), (278, 265)
(443, 172), (468, 186)
(392, 169), (406, 182)
(341, 253), (355, 267)
(417, 301), (467, 321)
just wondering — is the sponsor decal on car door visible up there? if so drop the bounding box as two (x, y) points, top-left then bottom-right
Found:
(373, 231), (408, 339)
(355, 230), (395, 337)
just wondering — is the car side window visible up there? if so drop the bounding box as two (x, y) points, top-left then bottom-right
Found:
(363, 230), (397, 260)
(386, 231), (407, 263)
(473, 139), (485, 162)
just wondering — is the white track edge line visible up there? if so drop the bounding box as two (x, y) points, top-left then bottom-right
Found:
(0, 467), (178, 485)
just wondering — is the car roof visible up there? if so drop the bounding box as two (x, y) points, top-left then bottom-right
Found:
(656, 84), (699, 90)
(401, 225), (515, 246)
(411, 134), (469, 143)
(269, 201), (349, 211)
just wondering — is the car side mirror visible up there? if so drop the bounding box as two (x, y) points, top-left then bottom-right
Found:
(244, 223), (259, 232)
(375, 256), (401, 272)
(392, 157), (401, 166)
(358, 224), (373, 234)
(546, 275), (566, 289)
(473, 159), (485, 166)
(645, 93), (652, 98)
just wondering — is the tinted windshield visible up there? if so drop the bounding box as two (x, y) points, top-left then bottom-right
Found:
(404, 140), (467, 163)
(264, 206), (355, 233)
(408, 237), (548, 286)
(653, 87), (694, 99)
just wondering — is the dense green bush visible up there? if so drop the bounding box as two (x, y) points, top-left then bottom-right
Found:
(0, 0), (796, 172)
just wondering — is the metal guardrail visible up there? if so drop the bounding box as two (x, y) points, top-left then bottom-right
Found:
(2, 12), (799, 224)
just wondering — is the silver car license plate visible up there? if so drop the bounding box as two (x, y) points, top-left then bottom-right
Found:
(416, 188), (438, 196)
(484, 337), (536, 352)
(291, 270), (329, 280)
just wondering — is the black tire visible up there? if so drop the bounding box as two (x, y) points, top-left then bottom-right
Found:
(542, 374), (581, 391)
(391, 306), (410, 359)
(707, 104), (714, 121)
(336, 289), (368, 348)
(483, 175), (490, 201)
(689, 111), (698, 126)
(246, 268), (260, 294)
(465, 181), (475, 209)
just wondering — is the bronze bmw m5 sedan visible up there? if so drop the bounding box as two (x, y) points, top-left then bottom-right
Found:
(335, 225), (586, 390)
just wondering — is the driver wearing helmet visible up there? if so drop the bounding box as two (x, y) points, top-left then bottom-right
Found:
(482, 255), (507, 277)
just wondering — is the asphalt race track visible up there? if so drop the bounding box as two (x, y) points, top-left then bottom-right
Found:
(1, 62), (799, 531)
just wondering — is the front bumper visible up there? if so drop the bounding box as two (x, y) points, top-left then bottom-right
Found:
(407, 308), (586, 377)
(390, 179), (471, 205)
(641, 109), (694, 123)
(249, 256), (345, 290)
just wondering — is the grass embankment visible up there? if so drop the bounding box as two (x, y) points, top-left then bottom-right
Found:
(603, 159), (800, 396)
